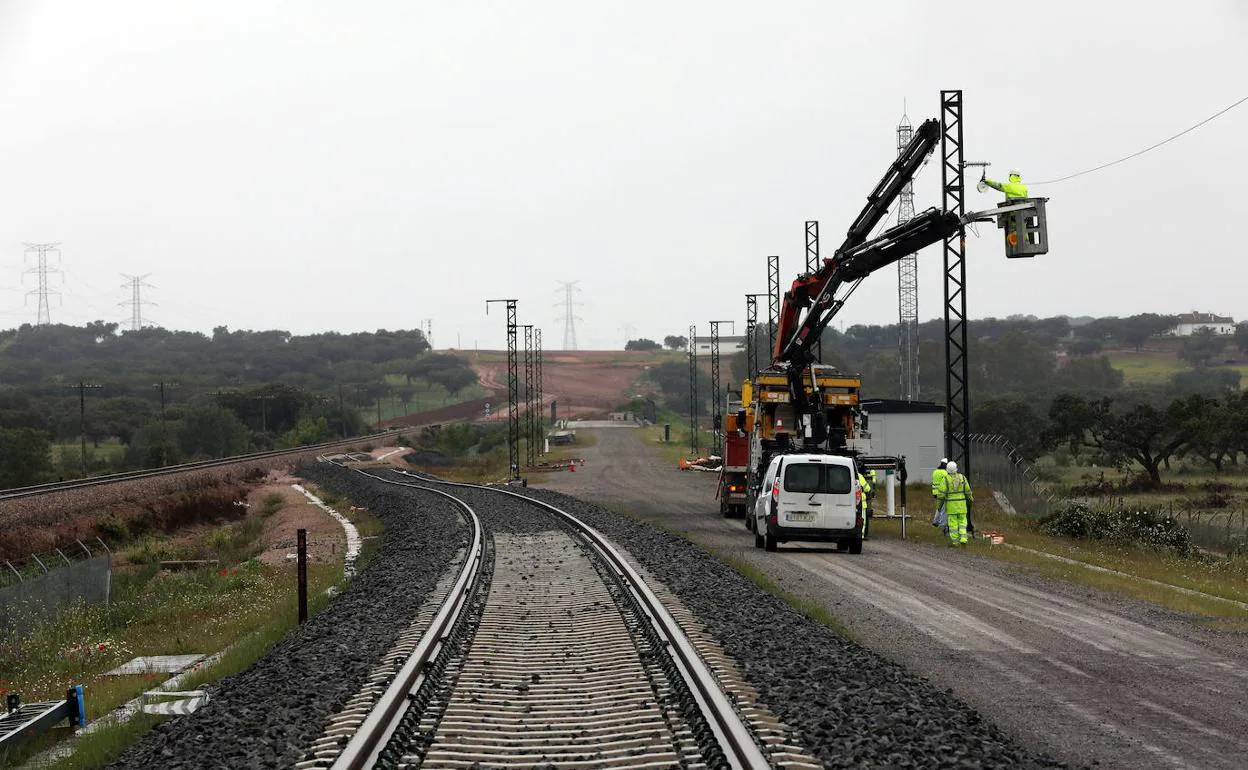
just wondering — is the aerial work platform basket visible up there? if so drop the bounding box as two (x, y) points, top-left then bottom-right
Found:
(996, 197), (1050, 257)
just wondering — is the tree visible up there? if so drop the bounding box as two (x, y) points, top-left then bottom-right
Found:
(663, 335), (688, 351)
(1119, 313), (1177, 352)
(1069, 338), (1103, 356)
(428, 366), (477, 397)
(625, 338), (661, 352)
(1235, 322), (1248, 355)
(1179, 327), (1225, 368)
(1054, 356), (1123, 392)
(0, 427), (53, 488)
(1045, 395), (1192, 484)
(972, 398), (1049, 459)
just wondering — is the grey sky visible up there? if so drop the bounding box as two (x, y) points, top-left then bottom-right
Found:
(2, 1), (1245, 350)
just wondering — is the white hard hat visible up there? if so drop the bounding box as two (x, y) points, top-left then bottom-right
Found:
(940, 457), (949, 464)
(1008, 168), (1021, 177)
(946, 461), (958, 474)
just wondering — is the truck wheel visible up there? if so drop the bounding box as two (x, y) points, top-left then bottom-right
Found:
(754, 531), (764, 548)
(764, 532), (778, 552)
(848, 534), (863, 555)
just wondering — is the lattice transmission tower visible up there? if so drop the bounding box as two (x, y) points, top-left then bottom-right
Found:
(896, 108), (920, 401)
(554, 280), (582, 350)
(23, 243), (62, 326)
(120, 274), (155, 331)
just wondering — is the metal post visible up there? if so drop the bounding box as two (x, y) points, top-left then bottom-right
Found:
(708, 320), (735, 445)
(897, 111), (920, 401)
(297, 528), (308, 623)
(487, 299), (520, 480)
(688, 323), (698, 454)
(522, 325), (535, 469)
(535, 328), (544, 456)
(745, 294), (764, 379)
(805, 222), (820, 362)
(941, 89), (971, 475)
(767, 256), (780, 359)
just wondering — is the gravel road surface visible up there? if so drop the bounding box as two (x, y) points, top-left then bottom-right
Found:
(540, 427), (1248, 770)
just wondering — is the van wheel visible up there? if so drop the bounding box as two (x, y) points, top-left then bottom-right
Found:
(764, 532), (777, 552)
(848, 535), (863, 555)
(745, 515), (754, 532)
(754, 531), (764, 548)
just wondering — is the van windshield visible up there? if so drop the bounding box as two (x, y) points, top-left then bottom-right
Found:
(783, 463), (852, 494)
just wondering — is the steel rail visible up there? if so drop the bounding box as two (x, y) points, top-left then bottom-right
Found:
(0, 431), (398, 501)
(388, 469), (770, 770)
(329, 473), (485, 770)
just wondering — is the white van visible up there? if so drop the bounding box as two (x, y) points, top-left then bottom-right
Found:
(751, 453), (863, 553)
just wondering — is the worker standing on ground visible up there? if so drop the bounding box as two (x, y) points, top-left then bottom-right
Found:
(931, 458), (949, 528)
(983, 169), (1029, 199)
(858, 469), (874, 540)
(940, 461), (974, 546)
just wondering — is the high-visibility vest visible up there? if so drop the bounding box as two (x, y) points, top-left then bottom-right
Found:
(986, 176), (1029, 199)
(931, 468), (948, 498)
(941, 473), (973, 515)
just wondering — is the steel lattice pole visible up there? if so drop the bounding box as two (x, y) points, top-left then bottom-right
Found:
(535, 328), (544, 456)
(805, 222), (820, 362)
(688, 323), (698, 454)
(941, 89), (971, 475)
(767, 256), (780, 360)
(487, 299), (520, 479)
(523, 325), (535, 469)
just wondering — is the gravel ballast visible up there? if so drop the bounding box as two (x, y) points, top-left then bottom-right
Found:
(106, 463), (466, 770)
(507, 484), (1072, 769)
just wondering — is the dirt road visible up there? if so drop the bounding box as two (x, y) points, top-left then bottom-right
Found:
(543, 428), (1248, 769)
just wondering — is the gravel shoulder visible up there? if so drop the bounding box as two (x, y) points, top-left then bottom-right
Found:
(105, 463), (466, 770)
(540, 428), (1248, 770)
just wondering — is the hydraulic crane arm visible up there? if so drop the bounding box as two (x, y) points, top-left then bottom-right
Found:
(837, 118), (940, 255)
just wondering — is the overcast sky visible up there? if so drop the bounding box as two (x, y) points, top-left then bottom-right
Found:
(1, 1), (1245, 350)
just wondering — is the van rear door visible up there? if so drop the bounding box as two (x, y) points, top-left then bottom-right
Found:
(778, 460), (855, 530)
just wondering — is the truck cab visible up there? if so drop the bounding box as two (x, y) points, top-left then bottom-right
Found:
(751, 452), (863, 554)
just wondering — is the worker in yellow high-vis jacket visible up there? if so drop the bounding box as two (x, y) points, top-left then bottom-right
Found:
(983, 169), (1029, 199)
(939, 461), (974, 546)
(857, 470), (874, 540)
(930, 458), (949, 528)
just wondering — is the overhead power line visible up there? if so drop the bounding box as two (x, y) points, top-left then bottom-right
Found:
(1033, 94), (1248, 185)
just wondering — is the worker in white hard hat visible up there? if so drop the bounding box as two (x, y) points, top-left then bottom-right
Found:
(939, 461), (974, 546)
(930, 458), (949, 529)
(982, 169), (1029, 199)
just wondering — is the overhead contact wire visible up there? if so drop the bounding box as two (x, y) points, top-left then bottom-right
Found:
(1033, 94), (1248, 185)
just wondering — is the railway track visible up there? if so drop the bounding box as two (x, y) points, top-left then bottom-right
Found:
(0, 431), (398, 502)
(300, 465), (780, 769)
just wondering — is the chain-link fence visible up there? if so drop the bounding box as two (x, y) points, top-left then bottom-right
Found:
(968, 434), (1059, 518)
(969, 434), (1248, 553)
(1, 539), (112, 635)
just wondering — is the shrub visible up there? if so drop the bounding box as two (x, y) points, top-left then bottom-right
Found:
(1039, 500), (1194, 556)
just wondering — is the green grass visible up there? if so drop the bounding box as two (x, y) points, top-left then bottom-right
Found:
(869, 487), (1248, 622)
(0, 485), (352, 768)
(640, 424), (717, 467)
(1103, 348), (1248, 386)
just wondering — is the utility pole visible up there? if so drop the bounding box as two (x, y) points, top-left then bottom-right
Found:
(941, 88), (971, 475)
(154, 381), (177, 466)
(254, 393), (274, 434)
(66, 381), (103, 475)
(23, 243), (62, 327)
(487, 299), (520, 480)
(535, 327), (544, 456)
(120, 274), (155, 331)
(522, 325), (535, 469)
(421, 319), (434, 350)
(805, 222), (821, 362)
(896, 108), (920, 401)
(708, 320), (735, 444)
(619, 322), (637, 347)
(338, 384), (347, 438)
(554, 281), (583, 350)
(767, 255), (780, 359)
(688, 323), (698, 454)
(745, 293), (766, 379)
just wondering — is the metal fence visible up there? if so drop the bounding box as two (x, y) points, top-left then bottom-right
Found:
(0, 540), (112, 635)
(969, 434), (1248, 553)
(968, 434), (1059, 518)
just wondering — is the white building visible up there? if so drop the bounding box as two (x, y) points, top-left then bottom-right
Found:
(860, 399), (945, 479)
(1169, 312), (1236, 336)
(692, 335), (746, 357)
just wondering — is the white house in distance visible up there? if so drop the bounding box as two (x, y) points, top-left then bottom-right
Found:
(692, 335), (746, 357)
(1169, 312), (1236, 336)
